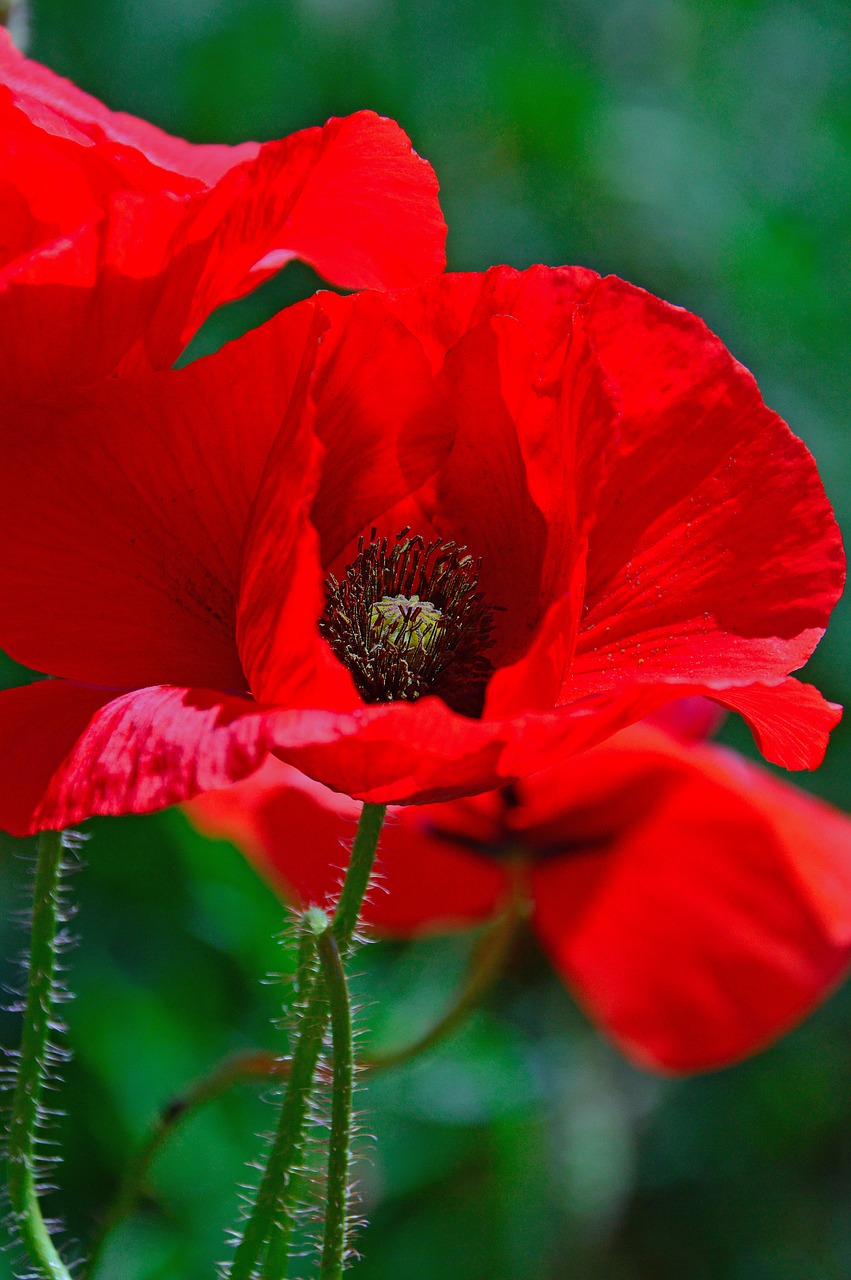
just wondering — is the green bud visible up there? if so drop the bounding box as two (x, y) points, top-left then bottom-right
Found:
(303, 905), (331, 936)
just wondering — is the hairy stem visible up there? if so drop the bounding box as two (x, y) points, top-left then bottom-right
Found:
(95, 900), (519, 1265)
(229, 802), (386, 1280)
(316, 929), (354, 1280)
(6, 830), (74, 1280)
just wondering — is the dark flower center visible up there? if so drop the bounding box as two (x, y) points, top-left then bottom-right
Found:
(319, 527), (496, 717)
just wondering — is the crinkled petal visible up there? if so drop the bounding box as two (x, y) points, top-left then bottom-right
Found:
(0, 35), (446, 392)
(422, 303), (617, 668)
(307, 290), (456, 567)
(0, 681), (293, 836)
(266, 676), (840, 805)
(130, 113), (446, 372)
(236, 294), (455, 703)
(530, 725), (851, 1072)
(382, 264), (598, 373)
(0, 192), (186, 402)
(567, 276), (845, 694)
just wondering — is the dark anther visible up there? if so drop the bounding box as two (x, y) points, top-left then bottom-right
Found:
(319, 527), (496, 717)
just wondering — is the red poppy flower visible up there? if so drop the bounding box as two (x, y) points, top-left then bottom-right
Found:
(0, 30), (445, 401)
(0, 267), (842, 833)
(186, 712), (851, 1073)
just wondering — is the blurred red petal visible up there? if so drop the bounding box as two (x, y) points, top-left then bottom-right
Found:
(187, 761), (508, 934)
(531, 727), (851, 1072)
(0, 34), (446, 396)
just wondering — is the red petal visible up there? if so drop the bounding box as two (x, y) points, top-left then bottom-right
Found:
(0, 92), (108, 259)
(530, 726), (851, 1072)
(712, 678), (842, 770)
(238, 112), (446, 292)
(0, 34), (446, 392)
(645, 696), (726, 743)
(0, 35), (447, 293)
(0, 302), (318, 688)
(433, 316), (549, 665)
(568, 276), (845, 694)
(262, 695), (665, 805)
(484, 566), (586, 715)
(236, 459), (360, 710)
(131, 114), (446, 372)
(0, 681), (295, 836)
(255, 676), (838, 806)
(383, 264), (598, 372)
(429, 306), (617, 667)
(186, 761), (508, 934)
(236, 293), (455, 702)
(308, 290), (456, 567)
(0, 29), (254, 185)
(0, 193), (185, 402)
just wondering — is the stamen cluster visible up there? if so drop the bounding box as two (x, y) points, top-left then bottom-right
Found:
(320, 528), (496, 717)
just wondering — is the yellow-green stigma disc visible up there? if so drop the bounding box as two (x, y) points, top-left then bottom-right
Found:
(369, 594), (444, 655)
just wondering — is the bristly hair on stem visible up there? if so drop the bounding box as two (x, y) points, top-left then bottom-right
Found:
(315, 927), (354, 1280)
(225, 804), (386, 1280)
(94, 893), (519, 1274)
(3, 829), (83, 1280)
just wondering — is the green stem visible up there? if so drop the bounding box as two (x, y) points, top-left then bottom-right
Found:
(6, 830), (74, 1280)
(85, 1052), (291, 1280)
(94, 899), (519, 1268)
(229, 802), (386, 1280)
(370, 901), (520, 1071)
(316, 930), (353, 1280)
(294, 914), (319, 1002)
(330, 803), (386, 950)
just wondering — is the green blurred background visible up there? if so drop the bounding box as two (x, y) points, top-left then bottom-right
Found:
(2, 0), (851, 1275)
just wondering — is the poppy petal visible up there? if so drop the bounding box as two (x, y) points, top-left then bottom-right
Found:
(0, 302), (318, 688)
(429, 306), (617, 667)
(530, 726), (851, 1072)
(0, 191), (186, 402)
(0, 34), (446, 391)
(0, 35), (445, 285)
(568, 276), (845, 691)
(307, 290), (456, 567)
(0, 681), (295, 836)
(258, 675), (837, 807)
(712, 677), (842, 770)
(382, 263), (598, 373)
(0, 28), (253, 185)
(236, 296), (455, 702)
(131, 113), (447, 372)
